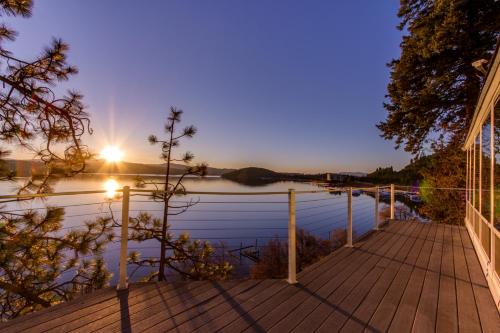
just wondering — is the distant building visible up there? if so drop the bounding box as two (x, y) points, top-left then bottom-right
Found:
(330, 173), (350, 182)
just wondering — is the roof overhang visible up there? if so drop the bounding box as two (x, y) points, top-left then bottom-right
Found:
(463, 42), (500, 150)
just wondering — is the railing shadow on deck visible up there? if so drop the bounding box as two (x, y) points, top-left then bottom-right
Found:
(117, 289), (132, 333)
(350, 225), (488, 290)
(212, 281), (266, 332)
(293, 283), (381, 332)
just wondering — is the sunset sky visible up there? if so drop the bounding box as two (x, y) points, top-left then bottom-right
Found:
(5, 0), (410, 173)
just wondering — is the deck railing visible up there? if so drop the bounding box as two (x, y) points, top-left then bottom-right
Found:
(0, 184), (396, 290)
(466, 200), (500, 308)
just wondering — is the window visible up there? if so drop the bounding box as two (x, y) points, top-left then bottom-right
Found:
(469, 145), (474, 205)
(482, 115), (492, 220)
(475, 135), (480, 210)
(467, 148), (470, 203)
(495, 101), (500, 229)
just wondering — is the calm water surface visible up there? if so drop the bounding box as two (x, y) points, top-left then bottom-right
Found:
(1, 175), (387, 281)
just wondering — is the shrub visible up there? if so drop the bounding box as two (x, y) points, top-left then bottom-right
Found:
(250, 228), (344, 279)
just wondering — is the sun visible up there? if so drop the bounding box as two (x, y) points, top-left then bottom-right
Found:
(100, 145), (123, 163)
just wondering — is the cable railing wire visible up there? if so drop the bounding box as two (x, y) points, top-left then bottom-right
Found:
(0, 201), (118, 213)
(1, 185), (403, 287)
(297, 209), (340, 220)
(296, 197), (342, 203)
(299, 210), (347, 228)
(167, 226), (288, 231)
(296, 200), (345, 211)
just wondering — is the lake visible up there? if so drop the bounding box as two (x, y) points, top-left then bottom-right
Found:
(1, 175), (392, 281)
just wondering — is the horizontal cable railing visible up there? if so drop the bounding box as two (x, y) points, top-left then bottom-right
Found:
(0, 185), (401, 288)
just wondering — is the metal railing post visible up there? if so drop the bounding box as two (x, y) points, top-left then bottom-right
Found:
(374, 186), (380, 230)
(117, 186), (130, 290)
(288, 189), (297, 284)
(390, 184), (395, 220)
(346, 187), (353, 247)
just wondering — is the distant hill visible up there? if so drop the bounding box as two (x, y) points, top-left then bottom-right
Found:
(3, 159), (234, 177)
(4, 160), (44, 176)
(83, 160), (234, 176)
(221, 167), (282, 185)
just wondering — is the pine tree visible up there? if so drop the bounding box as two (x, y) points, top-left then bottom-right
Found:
(377, 0), (499, 224)
(131, 107), (232, 281)
(378, 0), (500, 154)
(0, 1), (111, 319)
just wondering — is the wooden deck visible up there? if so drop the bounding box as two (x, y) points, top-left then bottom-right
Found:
(1, 221), (499, 332)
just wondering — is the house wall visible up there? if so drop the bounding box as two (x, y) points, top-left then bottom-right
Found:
(464, 59), (500, 310)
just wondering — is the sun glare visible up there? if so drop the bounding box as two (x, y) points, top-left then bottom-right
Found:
(100, 145), (123, 163)
(104, 178), (119, 198)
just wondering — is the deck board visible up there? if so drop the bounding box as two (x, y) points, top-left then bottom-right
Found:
(218, 226), (401, 333)
(49, 281), (214, 333)
(340, 222), (425, 333)
(261, 222), (408, 333)
(411, 223), (445, 333)
(459, 227), (500, 333)
(452, 225), (482, 333)
(386, 222), (437, 333)
(364, 222), (432, 332)
(314, 218), (422, 332)
(436, 225), (459, 333)
(169, 279), (277, 333)
(1, 221), (499, 333)
(270, 223), (410, 333)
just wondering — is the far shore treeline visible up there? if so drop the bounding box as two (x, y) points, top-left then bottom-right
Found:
(3, 158), (437, 187)
(0, 159), (234, 177)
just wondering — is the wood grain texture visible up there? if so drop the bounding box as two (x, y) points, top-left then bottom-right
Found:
(1, 221), (498, 333)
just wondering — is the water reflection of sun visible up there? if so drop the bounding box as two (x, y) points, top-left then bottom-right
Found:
(104, 178), (119, 198)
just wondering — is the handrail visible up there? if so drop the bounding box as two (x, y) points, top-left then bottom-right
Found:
(2, 185), (442, 200)
(117, 188), (345, 195)
(0, 187), (360, 199)
(0, 186), (408, 200)
(0, 189), (112, 199)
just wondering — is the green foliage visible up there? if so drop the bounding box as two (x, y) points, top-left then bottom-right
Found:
(133, 107), (230, 281)
(377, 0), (499, 224)
(0, 0), (91, 184)
(0, 208), (114, 319)
(365, 155), (433, 185)
(0, 0), (110, 320)
(368, 147), (465, 224)
(378, 0), (500, 153)
(366, 166), (399, 184)
(419, 144), (466, 224)
(123, 212), (232, 281)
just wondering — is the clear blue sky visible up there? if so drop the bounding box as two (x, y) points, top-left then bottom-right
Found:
(6, 0), (410, 173)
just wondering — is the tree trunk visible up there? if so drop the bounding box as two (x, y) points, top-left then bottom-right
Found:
(158, 124), (174, 281)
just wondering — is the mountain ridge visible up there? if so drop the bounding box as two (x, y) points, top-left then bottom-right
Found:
(2, 159), (235, 177)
